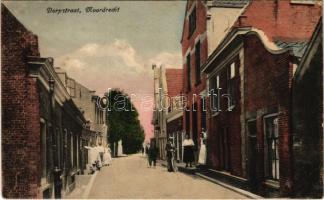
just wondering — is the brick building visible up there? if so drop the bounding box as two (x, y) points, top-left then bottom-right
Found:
(201, 0), (322, 197)
(152, 65), (168, 159)
(2, 5), (90, 198)
(56, 68), (108, 148)
(165, 69), (183, 162)
(181, 0), (248, 163)
(292, 18), (322, 198)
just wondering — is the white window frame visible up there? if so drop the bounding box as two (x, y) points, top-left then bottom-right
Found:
(290, 0), (316, 5)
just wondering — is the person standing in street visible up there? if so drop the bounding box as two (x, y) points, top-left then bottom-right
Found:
(97, 142), (105, 164)
(198, 128), (207, 165)
(103, 144), (112, 166)
(182, 134), (195, 168)
(148, 141), (159, 168)
(145, 143), (150, 167)
(85, 142), (101, 173)
(165, 137), (176, 172)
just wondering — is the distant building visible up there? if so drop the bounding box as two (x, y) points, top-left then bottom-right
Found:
(55, 68), (108, 147)
(152, 65), (168, 160)
(1, 5), (89, 198)
(165, 69), (183, 162)
(55, 68), (108, 170)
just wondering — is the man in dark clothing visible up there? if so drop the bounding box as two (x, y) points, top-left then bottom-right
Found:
(148, 142), (159, 168)
(165, 138), (176, 172)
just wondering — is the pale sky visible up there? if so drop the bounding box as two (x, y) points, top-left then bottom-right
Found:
(4, 1), (186, 141)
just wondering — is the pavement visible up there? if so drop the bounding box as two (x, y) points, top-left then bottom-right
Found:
(83, 153), (248, 199)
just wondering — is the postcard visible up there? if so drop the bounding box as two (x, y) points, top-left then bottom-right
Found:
(1, 0), (323, 199)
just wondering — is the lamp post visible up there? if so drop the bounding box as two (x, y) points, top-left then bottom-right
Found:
(49, 77), (62, 198)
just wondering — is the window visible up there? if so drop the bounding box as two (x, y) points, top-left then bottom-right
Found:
(230, 63), (235, 79)
(189, 7), (196, 37)
(40, 122), (47, 180)
(227, 63), (236, 108)
(73, 135), (77, 169)
(187, 54), (191, 91)
(209, 75), (220, 112)
(185, 108), (190, 135)
(195, 41), (201, 84)
(264, 115), (279, 180)
(201, 98), (206, 129)
(70, 132), (74, 168)
(56, 128), (61, 169)
(67, 78), (76, 97)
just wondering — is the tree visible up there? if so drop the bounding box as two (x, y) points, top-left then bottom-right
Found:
(106, 89), (145, 154)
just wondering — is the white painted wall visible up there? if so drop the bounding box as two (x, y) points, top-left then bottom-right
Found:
(207, 7), (244, 56)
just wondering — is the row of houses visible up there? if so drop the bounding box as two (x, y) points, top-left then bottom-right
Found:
(2, 5), (108, 198)
(152, 0), (322, 198)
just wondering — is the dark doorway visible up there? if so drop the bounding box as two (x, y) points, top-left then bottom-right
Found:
(247, 120), (258, 192)
(192, 103), (198, 151)
(185, 108), (190, 135)
(219, 127), (231, 171)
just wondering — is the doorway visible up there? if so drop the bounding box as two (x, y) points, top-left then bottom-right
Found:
(247, 120), (258, 192)
(219, 127), (231, 171)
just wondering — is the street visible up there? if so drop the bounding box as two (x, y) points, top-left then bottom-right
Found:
(86, 154), (247, 199)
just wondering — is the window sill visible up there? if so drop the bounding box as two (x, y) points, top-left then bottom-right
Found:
(264, 179), (280, 189)
(290, 1), (315, 5)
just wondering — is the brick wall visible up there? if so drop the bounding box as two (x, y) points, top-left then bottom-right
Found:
(208, 55), (243, 177)
(181, 0), (207, 149)
(1, 5), (41, 198)
(244, 34), (293, 196)
(236, 0), (322, 42)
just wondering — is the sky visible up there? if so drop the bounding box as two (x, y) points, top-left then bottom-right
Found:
(4, 1), (186, 141)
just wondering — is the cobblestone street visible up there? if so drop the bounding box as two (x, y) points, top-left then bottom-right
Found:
(86, 154), (246, 199)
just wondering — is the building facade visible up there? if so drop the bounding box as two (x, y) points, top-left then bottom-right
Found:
(181, 0), (248, 164)
(202, 0), (322, 197)
(55, 68), (108, 147)
(152, 65), (168, 159)
(165, 69), (183, 162)
(2, 5), (91, 198)
(292, 18), (323, 198)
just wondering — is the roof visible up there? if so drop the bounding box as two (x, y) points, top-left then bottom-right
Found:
(165, 69), (183, 98)
(212, 0), (249, 8)
(275, 41), (309, 58)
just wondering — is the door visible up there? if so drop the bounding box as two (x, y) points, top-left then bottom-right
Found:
(192, 103), (198, 152)
(247, 120), (258, 192)
(220, 127), (231, 171)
